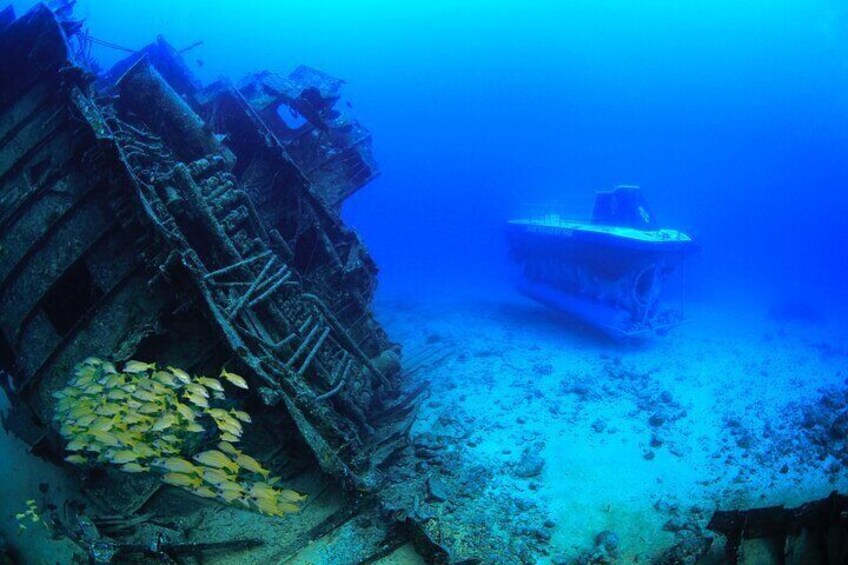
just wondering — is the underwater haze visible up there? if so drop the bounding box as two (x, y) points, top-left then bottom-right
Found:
(11, 0), (848, 303)
(3, 0), (848, 563)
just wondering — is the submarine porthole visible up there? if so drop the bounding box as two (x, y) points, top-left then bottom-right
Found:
(632, 266), (659, 308)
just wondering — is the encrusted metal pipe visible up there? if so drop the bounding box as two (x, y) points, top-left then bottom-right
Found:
(297, 327), (331, 376)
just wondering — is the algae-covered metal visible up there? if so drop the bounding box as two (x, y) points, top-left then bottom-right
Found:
(0, 4), (541, 563)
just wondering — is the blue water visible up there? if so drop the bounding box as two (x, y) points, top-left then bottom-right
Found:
(12, 0), (848, 306)
(3, 1), (848, 562)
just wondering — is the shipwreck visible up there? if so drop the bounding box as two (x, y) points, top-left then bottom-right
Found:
(0, 3), (511, 563)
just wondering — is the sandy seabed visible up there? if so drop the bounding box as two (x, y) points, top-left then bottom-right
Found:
(376, 285), (848, 563)
(2, 285), (846, 564)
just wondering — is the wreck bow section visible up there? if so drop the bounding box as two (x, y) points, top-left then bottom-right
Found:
(0, 2), (414, 500)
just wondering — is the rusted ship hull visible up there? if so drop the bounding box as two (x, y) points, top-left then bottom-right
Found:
(0, 4), (429, 562)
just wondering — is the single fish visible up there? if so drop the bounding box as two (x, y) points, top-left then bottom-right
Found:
(196, 377), (224, 392)
(124, 360), (156, 373)
(151, 414), (177, 432)
(184, 422), (205, 433)
(167, 366), (192, 384)
(220, 368), (249, 389)
(162, 473), (201, 488)
(201, 467), (232, 486)
(219, 432), (240, 443)
(215, 419), (242, 437)
(184, 392), (209, 408)
(65, 454), (87, 465)
(74, 413), (98, 427)
(277, 502), (300, 514)
(106, 389), (126, 401)
(121, 462), (148, 473)
(217, 442), (241, 457)
(193, 450), (239, 473)
(230, 409), (252, 423)
(132, 389), (159, 403)
(193, 486), (218, 499)
(157, 457), (198, 475)
(153, 371), (180, 388)
(107, 450), (139, 464)
(278, 489), (307, 503)
(90, 430), (121, 447)
(184, 382), (209, 398)
(138, 402), (161, 414)
(236, 453), (269, 478)
(175, 402), (196, 422)
(219, 488), (242, 503)
(65, 438), (87, 451)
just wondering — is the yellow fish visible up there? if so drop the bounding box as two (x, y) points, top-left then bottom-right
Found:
(193, 450), (239, 473)
(220, 368), (249, 389)
(184, 392), (209, 408)
(151, 414), (177, 432)
(162, 473), (201, 488)
(65, 454), (87, 465)
(215, 419), (242, 437)
(219, 488), (242, 503)
(184, 383), (209, 398)
(132, 389), (158, 403)
(74, 413), (98, 427)
(250, 482), (278, 500)
(121, 463), (148, 473)
(139, 402), (161, 414)
(217, 442), (241, 457)
(101, 362), (118, 375)
(167, 366), (192, 384)
(99, 404), (123, 416)
(91, 430), (121, 447)
(278, 489), (308, 503)
(89, 418), (115, 433)
(230, 409), (252, 423)
(175, 403), (196, 422)
(83, 384), (104, 395)
(206, 408), (230, 421)
(153, 371), (180, 387)
(68, 404), (94, 419)
(277, 502), (300, 514)
(107, 450), (139, 464)
(104, 374), (125, 388)
(106, 390), (126, 401)
(65, 438), (87, 451)
(193, 486), (218, 499)
(82, 357), (103, 366)
(212, 391), (225, 401)
(196, 377), (224, 392)
(124, 360), (156, 373)
(200, 467), (232, 486)
(219, 432), (240, 443)
(184, 422), (205, 433)
(152, 440), (178, 455)
(236, 453), (269, 478)
(157, 457), (198, 475)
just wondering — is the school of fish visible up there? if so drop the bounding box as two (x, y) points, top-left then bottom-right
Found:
(53, 357), (306, 517)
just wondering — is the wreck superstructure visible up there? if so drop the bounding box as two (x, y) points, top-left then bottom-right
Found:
(0, 3), (427, 562)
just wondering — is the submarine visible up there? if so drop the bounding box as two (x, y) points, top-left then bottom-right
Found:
(507, 185), (698, 340)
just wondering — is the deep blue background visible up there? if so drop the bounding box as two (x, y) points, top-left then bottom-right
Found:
(13, 0), (848, 308)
